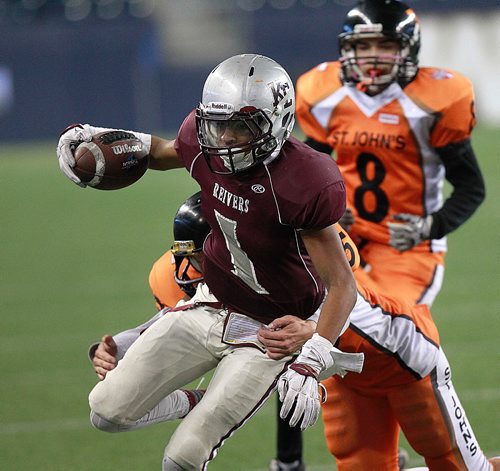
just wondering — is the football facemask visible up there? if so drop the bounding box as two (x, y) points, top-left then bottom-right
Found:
(340, 35), (408, 91)
(172, 242), (204, 298)
(196, 107), (277, 175)
(196, 54), (295, 175)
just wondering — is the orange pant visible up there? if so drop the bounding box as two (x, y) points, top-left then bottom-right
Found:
(355, 241), (445, 306)
(322, 350), (491, 471)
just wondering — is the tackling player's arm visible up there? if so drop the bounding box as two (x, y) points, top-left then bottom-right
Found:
(259, 223), (360, 359)
(91, 335), (117, 381)
(258, 317), (317, 360)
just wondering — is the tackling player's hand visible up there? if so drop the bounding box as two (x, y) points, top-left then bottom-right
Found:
(92, 335), (118, 381)
(257, 316), (315, 360)
(277, 333), (334, 430)
(388, 213), (433, 251)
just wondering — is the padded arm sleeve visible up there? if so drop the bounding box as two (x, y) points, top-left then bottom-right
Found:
(431, 139), (485, 239)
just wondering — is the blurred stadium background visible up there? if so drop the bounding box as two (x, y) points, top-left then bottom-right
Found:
(1, 1), (499, 470)
(1, 0), (500, 139)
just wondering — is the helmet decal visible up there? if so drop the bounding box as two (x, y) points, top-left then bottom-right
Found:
(270, 81), (291, 108)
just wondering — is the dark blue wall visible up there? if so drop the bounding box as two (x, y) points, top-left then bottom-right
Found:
(1, 1), (498, 142)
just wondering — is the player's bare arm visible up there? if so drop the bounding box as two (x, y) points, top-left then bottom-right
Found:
(277, 225), (360, 431)
(301, 225), (356, 343)
(148, 136), (184, 171)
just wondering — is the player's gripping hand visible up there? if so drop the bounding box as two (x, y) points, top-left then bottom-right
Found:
(388, 213), (433, 251)
(56, 123), (152, 187)
(92, 335), (118, 381)
(57, 124), (97, 187)
(277, 333), (333, 430)
(257, 316), (316, 360)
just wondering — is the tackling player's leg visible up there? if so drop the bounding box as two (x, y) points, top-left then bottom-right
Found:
(90, 389), (205, 433)
(321, 376), (400, 470)
(269, 400), (305, 471)
(393, 349), (492, 470)
(89, 307), (219, 426)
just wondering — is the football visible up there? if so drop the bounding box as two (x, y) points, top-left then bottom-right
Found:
(73, 131), (149, 190)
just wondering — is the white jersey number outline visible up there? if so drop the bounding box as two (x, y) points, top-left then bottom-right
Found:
(214, 209), (269, 294)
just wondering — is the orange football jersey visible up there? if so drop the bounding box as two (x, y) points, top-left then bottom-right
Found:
(296, 62), (476, 252)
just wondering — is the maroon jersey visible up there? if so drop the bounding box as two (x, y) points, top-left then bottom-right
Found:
(175, 111), (346, 323)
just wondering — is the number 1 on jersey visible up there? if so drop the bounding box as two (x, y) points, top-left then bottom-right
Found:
(215, 210), (270, 294)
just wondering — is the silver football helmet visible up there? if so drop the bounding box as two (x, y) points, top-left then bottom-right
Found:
(196, 54), (295, 174)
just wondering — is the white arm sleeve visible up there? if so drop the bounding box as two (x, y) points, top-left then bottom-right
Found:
(87, 309), (168, 362)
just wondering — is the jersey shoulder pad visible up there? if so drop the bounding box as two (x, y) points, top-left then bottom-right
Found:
(297, 61), (343, 107)
(406, 67), (474, 113)
(174, 110), (201, 167)
(407, 67), (476, 145)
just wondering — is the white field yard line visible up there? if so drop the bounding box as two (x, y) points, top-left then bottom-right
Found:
(1, 387), (498, 435)
(0, 417), (89, 434)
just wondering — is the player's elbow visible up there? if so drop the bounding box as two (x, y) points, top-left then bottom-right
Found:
(472, 182), (486, 207)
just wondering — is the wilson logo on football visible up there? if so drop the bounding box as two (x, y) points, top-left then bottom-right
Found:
(112, 144), (143, 155)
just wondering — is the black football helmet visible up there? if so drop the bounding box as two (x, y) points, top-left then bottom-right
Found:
(171, 191), (210, 297)
(338, 0), (420, 90)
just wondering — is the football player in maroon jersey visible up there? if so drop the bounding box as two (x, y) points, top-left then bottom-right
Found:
(87, 193), (499, 471)
(57, 54), (359, 470)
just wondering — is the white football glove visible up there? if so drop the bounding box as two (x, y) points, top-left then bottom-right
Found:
(56, 123), (152, 187)
(387, 213), (433, 252)
(278, 333), (334, 430)
(57, 124), (94, 187)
